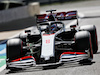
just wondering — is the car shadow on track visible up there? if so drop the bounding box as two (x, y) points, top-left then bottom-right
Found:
(95, 51), (100, 55)
(6, 61), (95, 74)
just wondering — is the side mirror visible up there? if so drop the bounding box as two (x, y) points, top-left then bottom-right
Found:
(25, 30), (31, 33)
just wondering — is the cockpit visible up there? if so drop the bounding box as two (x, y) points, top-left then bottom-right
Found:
(37, 21), (64, 34)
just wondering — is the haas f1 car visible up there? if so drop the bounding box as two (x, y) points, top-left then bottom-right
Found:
(6, 10), (98, 69)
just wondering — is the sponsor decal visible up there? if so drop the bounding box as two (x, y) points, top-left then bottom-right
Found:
(46, 39), (50, 44)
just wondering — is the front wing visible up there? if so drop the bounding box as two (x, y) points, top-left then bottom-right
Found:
(7, 52), (89, 69)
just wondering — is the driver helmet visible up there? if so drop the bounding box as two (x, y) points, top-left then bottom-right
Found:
(51, 24), (57, 33)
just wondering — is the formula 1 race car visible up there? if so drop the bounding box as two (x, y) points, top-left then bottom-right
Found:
(6, 10), (98, 70)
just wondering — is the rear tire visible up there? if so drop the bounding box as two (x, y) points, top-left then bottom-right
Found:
(80, 25), (98, 54)
(7, 38), (23, 61)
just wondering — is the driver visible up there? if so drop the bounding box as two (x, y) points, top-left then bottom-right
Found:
(45, 24), (58, 34)
(51, 24), (57, 33)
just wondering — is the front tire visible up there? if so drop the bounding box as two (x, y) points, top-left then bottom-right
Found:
(80, 25), (98, 54)
(7, 38), (23, 61)
(75, 31), (93, 60)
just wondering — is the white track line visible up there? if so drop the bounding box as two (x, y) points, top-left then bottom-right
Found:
(0, 64), (6, 72)
(0, 49), (6, 54)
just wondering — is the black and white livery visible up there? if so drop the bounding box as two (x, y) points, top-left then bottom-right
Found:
(6, 10), (98, 70)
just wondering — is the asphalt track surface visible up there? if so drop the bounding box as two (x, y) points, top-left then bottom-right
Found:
(1, 0), (100, 75)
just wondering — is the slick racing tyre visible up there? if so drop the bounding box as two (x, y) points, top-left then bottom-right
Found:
(7, 38), (23, 61)
(80, 25), (98, 54)
(75, 31), (93, 59)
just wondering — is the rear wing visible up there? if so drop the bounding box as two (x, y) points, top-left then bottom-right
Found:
(36, 10), (78, 24)
(36, 14), (48, 23)
(56, 11), (77, 20)
(56, 11), (78, 25)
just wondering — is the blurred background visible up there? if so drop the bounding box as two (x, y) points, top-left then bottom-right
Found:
(0, 0), (92, 10)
